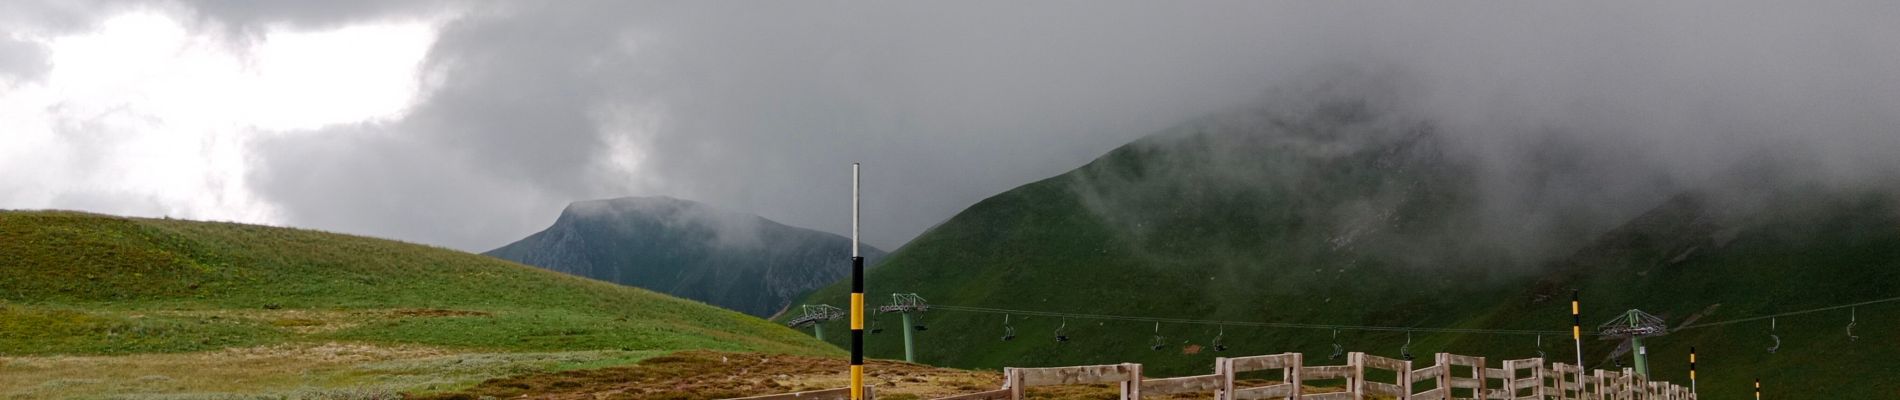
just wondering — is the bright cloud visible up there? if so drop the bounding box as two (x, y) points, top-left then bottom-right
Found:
(0, 10), (436, 224)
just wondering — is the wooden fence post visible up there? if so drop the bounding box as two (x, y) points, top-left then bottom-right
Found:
(1401, 357), (1414, 400)
(1466, 356), (1482, 400)
(1288, 352), (1305, 399)
(1501, 359), (1515, 400)
(1534, 359), (1547, 400)
(1214, 357), (1229, 400)
(1435, 353), (1451, 400)
(1122, 363), (1142, 400)
(1549, 362), (1564, 400)
(1622, 368), (1635, 400)
(1350, 352), (1367, 400)
(1601, 369), (1611, 400)
(1006, 368), (1023, 400)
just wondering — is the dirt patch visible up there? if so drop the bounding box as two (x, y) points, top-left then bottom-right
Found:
(388, 308), (493, 318)
(407, 351), (1356, 400)
(410, 350), (1002, 400)
(143, 308), (367, 334)
(205, 342), (456, 362)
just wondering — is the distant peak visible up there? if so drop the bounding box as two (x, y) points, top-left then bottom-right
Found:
(562, 196), (703, 216)
(573, 195), (694, 207)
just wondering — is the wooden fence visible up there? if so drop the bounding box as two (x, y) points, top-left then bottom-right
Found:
(975, 352), (1694, 400)
(721, 351), (1695, 400)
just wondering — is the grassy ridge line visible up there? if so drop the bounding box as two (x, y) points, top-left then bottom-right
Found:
(0, 210), (837, 357)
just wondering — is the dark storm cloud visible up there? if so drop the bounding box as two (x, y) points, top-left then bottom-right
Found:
(199, 1), (1900, 253)
(240, 1), (1348, 251)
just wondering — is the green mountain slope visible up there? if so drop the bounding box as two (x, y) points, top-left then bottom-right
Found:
(0, 210), (834, 357)
(486, 197), (885, 318)
(1495, 190), (1900, 399)
(791, 100), (1899, 399)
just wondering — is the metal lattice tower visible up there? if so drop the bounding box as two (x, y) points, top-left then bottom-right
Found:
(1598, 309), (1668, 377)
(787, 304), (846, 340)
(878, 293), (929, 362)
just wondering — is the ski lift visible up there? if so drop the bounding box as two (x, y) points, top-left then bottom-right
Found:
(1329, 329), (1345, 360)
(1536, 335), (1546, 359)
(1212, 325), (1229, 352)
(1001, 314), (1016, 341)
(1149, 322), (1167, 351)
(1055, 318), (1070, 343)
(1400, 331), (1414, 361)
(1766, 317), (1781, 354)
(870, 313), (884, 334)
(1848, 308), (1859, 342)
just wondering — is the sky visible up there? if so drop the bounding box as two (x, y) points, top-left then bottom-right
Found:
(2, 1), (1898, 252)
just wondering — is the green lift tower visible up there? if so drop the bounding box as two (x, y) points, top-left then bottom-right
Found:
(1597, 309), (1668, 377)
(878, 293), (929, 362)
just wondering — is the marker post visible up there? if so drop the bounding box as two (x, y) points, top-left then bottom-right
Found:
(1573, 291), (1584, 371)
(849, 164), (865, 400)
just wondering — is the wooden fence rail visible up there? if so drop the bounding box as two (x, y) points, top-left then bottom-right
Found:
(718, 351), (1694, 400)
(937, 351), (1694, 400)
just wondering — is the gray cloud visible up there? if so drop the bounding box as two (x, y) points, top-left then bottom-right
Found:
(0, 36), (49, 83)
(176, 0), (449, 31)
(0, 0), (121, 83)
(239, 1), (1350, 251)
(28, 1), (1900, 254)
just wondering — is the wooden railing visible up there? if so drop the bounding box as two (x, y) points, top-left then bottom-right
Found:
(719, 351), (1696, 400)
(943, 352), (1695, 400)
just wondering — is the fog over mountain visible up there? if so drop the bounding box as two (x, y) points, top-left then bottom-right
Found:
(485, 196), (887, 318)
(2, 1), (1896, 253)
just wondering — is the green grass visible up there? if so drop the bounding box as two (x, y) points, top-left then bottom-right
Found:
(0, 210), (832, 356)
(0, 210), (839, 397)
(2, 344), (668, 399)
(0, 305), (283, 354)
(789, 107), (1900, 399)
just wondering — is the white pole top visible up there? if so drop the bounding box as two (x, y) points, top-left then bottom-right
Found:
(852, 163), (860, 257)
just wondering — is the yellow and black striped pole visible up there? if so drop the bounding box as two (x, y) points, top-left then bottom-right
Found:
(1572, 290), (1584, 371)
(1754, 378), (1760, 399)
(850, 163), (865, 400)
(1689, 346), (1697, 395)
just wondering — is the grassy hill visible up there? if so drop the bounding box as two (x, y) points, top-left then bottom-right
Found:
(1491, 189), (1900, 399)
(487, 197), (885, 318)
(790, 100), (1900, 399)
(0, 210), (836, 397)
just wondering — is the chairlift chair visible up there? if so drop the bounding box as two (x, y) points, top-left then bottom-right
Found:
(1848, 308), (1859, 342)
(1400, 331), (1414, 361)
(1329, 329), (1345, 360)
(1001, 314), (1016, 341)
(1536, 335), (1546, 359)
(1767, 317), (1782, 354)
(1149, 322), (1167, 351)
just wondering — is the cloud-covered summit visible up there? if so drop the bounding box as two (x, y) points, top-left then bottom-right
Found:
(4, 1), (1898, 252)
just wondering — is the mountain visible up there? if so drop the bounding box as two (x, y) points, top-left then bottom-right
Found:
(1498, 189), (1900, 399)
(487, 196), (886, 318)
(789, 98), (1899, 399)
